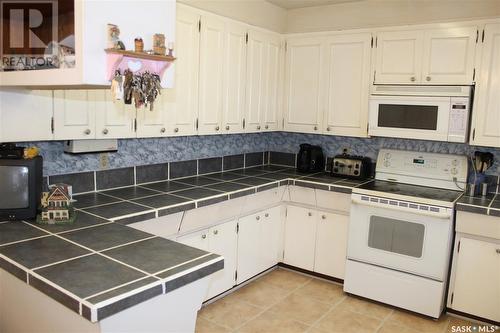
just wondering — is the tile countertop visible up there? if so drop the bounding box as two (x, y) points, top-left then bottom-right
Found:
(0, 165), (372, 323)
(456, 192), (500, 217)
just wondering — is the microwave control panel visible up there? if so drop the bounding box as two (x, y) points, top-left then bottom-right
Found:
(448, 97), (470, 142)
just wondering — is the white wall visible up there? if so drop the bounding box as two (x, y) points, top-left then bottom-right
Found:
(286, 0), (500, 33)
(178, 0), (287, 33)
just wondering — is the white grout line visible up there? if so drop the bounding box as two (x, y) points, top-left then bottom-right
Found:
(31, 253), (96, 271)
(152, 252), (216, 276)
(83, 276), (160, 301)
(0, 233), (52, 247)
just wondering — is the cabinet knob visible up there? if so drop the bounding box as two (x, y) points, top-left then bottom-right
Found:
(215, 126), (220, 131)
(410, 76), (416, 82)
(257, 125), (261, 130)
(84, 129), (91, 135)
(308, 212), (313, 217)
(326, 127), (331, 131)
(265, 125), (269, 129)
(426, 76), (431, 81)
(102, 128), (109, 135)
(265, 213), (269, 218)
(201, 234), (207, 239)
(225, 125), (230, 130)
(496, 249), (500, 254)
(256, 216), (260, 221)
(213, 230), (218, 235)
(160, 127), (166, 133)
(174, 127), (179, 133)
(314, 126), (318, 131)
(321, 215), (326, 220)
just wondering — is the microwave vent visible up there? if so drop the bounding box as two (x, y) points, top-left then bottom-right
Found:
(371, 85), (471, 97)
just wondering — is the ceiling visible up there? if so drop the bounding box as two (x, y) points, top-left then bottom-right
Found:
(267, 0), (363, 10)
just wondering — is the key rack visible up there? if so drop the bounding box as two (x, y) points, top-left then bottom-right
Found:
(105, 49), (176, 81)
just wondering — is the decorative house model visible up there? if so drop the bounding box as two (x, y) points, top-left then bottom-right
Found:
(38, 184), (75, 224)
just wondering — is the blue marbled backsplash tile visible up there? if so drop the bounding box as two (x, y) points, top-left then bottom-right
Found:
(25, 132), (500, 177)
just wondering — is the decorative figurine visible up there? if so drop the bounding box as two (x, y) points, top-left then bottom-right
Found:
(107, 24), (125, 50)
(134, 37), (144, 53)
(167, 42), (174, 57)
(153, 34), (166, 55)
(37, 184), (76, 225)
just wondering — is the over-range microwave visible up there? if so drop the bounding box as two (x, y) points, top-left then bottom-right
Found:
(368, 85), (472, 143)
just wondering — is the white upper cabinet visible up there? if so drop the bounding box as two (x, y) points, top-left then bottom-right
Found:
(171, 6), (200, 137)
(421, 27), (477, 84)
(374, 30), (424, 84)
(53, 90), (95, 140)
(375, 26), (477, 84)
(94, 90), (135, 139)
(0, 90), (53, 142)
(284, 37), (325, 133)
(245, 30), (267, 133)
(323, 33), (371, 137)
(222, 22), (247, 134)
(471, 23), (500, 148)
(198, 15), (225, 135)
(0, 1), (175, 87)
(135, 90), (172, 138)
(263, 34), (283, 132)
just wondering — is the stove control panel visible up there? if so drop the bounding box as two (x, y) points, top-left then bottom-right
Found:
(376, 149), (468, 189)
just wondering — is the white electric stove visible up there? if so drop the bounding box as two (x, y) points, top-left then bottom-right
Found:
(344, 149), (467, 318)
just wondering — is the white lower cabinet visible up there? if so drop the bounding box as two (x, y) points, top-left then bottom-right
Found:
(283, 206), (318, 271)
(449, 237), (500, 322)
(283, 205), (349, 279)
(177, 219), (238, 301)
(236, 206), (283, 284)
(314, 211), (349, 278)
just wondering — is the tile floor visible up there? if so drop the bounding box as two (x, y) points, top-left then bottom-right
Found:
(196, 268), (480, 333)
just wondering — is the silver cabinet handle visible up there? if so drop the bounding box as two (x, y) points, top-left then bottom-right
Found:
(321, 215), (326, 220)
(326, 127), (331, 131)
(265, 213), (269, 218)
(308, 212), (313, 217)
(160, 127), (166, 133)
(256, 216), (260, 221)
(213, 230), (218, 235)
(265, 125), (269, 129)
(84, 129), (91, 135)
(102, 128), (109, 135)
(174, 127), (179, 133)
(410, 76), (416, 82)
(201, 234), (207, 239)
(426, 76), (431, 81)
(215, 126), (220, 131)
(257, 125), (261, 130)
(314, 126), (318, 131)
(225, 125), (230, 130)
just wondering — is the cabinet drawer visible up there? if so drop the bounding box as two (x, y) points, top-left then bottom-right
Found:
(456, 211), (500, 240)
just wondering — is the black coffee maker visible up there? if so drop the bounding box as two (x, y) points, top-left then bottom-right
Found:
(297, 144), (325, 173)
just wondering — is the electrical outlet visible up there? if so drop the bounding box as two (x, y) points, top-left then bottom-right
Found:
(342, 147), (350, 155)
(100, 153), (109, 169)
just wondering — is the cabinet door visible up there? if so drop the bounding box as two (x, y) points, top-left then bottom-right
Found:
(0, 90), (53, 142)
(198, 15), (225, 135)
(263, 34), (282, 132)
(173, 6), (200, 136)
(314, 211), (349, 279)
(245, 30), (267, 133)
(471, 23), (500, 148)
(259, 206), (283, 270)
(94, 90), (135, 139)
(222, 22), (246, 134)
(421, 27), (477, 84)
(323, 33), (371, 137)
(284, 37), (324, 133)
(206, 220), (238, 299)
(177, 229), (210, 251)
(237, 212), (263, 284)
(374, 30), (424, 84)
(452, 238), (500, 322)
(53, 90), (95, 140)
(283, 205), (317, 271)
(135, 89), (172, 138)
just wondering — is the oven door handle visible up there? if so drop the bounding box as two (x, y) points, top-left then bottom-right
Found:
(351, 197), (452, 219)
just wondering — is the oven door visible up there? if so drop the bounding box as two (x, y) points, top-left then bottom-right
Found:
(369, 95), (451, 141)
(348, 194), (453, 281)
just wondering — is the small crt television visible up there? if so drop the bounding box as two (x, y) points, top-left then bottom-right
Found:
(0, 156), (43, 220)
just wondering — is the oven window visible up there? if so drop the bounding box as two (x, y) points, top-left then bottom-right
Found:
(378, 104), (438, 130)
(368, 216), (425, 258)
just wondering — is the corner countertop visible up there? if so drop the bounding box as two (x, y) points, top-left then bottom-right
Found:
(456, 192), (500, 217)
(0, 165), (371, 323)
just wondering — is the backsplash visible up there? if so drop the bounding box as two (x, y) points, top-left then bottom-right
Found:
(25, 132), (500, 177)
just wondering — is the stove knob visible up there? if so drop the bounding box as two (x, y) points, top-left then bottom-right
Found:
(384, 161), (390, 167)
(451, 167), (458, 175)
(451, 159), (458, 166)
(385, 153), (391, 159)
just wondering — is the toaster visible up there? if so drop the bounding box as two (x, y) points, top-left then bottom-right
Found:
(331, 154), (371, 179)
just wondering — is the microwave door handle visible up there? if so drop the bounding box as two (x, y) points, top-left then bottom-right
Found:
(351, 196), (451, 219)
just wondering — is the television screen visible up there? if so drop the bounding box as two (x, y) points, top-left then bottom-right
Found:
(0, 166), (30, 209)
